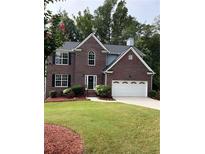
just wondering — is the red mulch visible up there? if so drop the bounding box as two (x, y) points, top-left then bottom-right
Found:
(45, 124), (84, 154)
(45, 97), (87, 102)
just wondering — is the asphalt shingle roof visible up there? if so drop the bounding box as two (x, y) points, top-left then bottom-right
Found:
(60, 41), (145, 57)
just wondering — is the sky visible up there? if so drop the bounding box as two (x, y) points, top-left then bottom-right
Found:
(47, 0), (160, 24)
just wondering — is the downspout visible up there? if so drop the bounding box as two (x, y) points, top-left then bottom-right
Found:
(105, 73), (107, 86)
(151, 74), (153, 90)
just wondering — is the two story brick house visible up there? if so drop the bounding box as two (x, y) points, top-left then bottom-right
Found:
(46, 33), (155, 97)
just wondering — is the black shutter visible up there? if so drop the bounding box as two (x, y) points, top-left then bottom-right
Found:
(52, 74), (55, 87)
(69, 53), (71, 65)
(68, 75), (71, 87)
(52, 52), (56, 64)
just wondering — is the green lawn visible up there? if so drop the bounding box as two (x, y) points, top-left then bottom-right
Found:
(45, 101), (160, 154)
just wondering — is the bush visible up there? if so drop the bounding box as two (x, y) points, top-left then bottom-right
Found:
(58, 91), (63, 97)
(149, 90), (157, 98)
(63, 88), (74, 98)
(63, 88), (72, 95)
(49, 90), (57, 98)
(156, 91), (160, 100)
(71, 84), (85, 96)
(96, 85), (111, 98)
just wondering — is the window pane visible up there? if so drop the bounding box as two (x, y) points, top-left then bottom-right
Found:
(55, 58), (60, 64)
(55, 81), (61, 86)
(89, 55), (94, 59)
(60, 53), (64, 58)
(63, 53), (68, 58)
(55, 52), (61, 56)
(62, 75), (68, 80)
(89, 60), (94, 65)
(63, 58), (68, 64)
(62, 81), (68, 86)
(56, 75), (61, 80)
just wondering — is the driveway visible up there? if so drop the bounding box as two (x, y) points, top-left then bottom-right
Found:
(113, 97), (160, 110)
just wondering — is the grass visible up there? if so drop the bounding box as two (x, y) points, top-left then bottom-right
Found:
(45, 101), (160, 154)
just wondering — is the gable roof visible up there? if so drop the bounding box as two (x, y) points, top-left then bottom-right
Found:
(74, 33), (109, 52)
(104, 47), (155, 74)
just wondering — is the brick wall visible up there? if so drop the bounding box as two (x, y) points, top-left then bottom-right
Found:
(106, 50), (152, 92)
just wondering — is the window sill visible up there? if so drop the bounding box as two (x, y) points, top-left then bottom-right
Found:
(55, 64), (69, 65)
(88, 65), (95, 66)
(55, 86), (68, 88)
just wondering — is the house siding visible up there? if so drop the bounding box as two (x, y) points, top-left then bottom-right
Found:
(106, 50), (152, 93)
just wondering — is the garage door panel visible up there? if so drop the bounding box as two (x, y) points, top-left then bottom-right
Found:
(112, 80), (147, 97)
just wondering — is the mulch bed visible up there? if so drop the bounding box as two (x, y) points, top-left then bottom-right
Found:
(45, 124), (84, 154)
(45, 97), (88, 103)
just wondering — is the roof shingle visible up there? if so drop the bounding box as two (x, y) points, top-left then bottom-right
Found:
(59, 41), (145, 57)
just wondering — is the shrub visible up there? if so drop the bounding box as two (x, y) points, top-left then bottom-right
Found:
(58, 91), (63, 97)
(71, 84), (85, 96)
(156, 91), (160, 100)
(49, 90), (57, 98)
(149, 90), (157, 98)
(63, 88), (74, 98)
(63, 88), (72, 95)
(96, 85), (111, 98)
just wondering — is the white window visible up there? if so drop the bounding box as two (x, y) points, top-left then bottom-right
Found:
(85, 75), (97, 90)
(55, 74), (68, 87)
(55, 52), (68, 65)
(128, 54), (133, 60)
(88, 51), (95, 66)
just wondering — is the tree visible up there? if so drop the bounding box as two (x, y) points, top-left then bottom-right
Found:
(136, 22), (160, 90)
(44, 0), (65, 61)
(111, 0), (128, 44)
(94, 0), (118, 43)
(59, 10), (80, 41)
(74, 8), (94, 41)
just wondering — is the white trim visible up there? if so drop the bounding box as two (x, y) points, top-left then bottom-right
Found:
(85, 75), (97, 90)
(106, 71), (113, 73)
(74, 33), (109, 53)
(105, 47), (155, 74)
(74, 49), (82, 52)
(55, 74), (68, 87)
(56, 48), (70, 52)
(104, 73), (107, 85)
(88, 51), (96, 66)
(147, 72), (155, 75)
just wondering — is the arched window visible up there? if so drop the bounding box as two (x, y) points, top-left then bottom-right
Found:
(88, 51), (95, 66)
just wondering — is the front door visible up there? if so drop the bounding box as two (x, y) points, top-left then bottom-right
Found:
(88, 76), (94, 89)
(85, 75), (97, 90)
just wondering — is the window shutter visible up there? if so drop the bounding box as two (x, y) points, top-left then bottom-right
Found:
(69, 53), (71, 65)
(52, 74), (55, 87)
(52, 52), (56, 64)
(68, 75), (71, 87)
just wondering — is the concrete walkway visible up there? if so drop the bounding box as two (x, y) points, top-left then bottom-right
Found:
(113, 97), (160, 110)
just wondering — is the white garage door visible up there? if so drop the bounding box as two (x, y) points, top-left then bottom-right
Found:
(112, 80), (148, 97)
